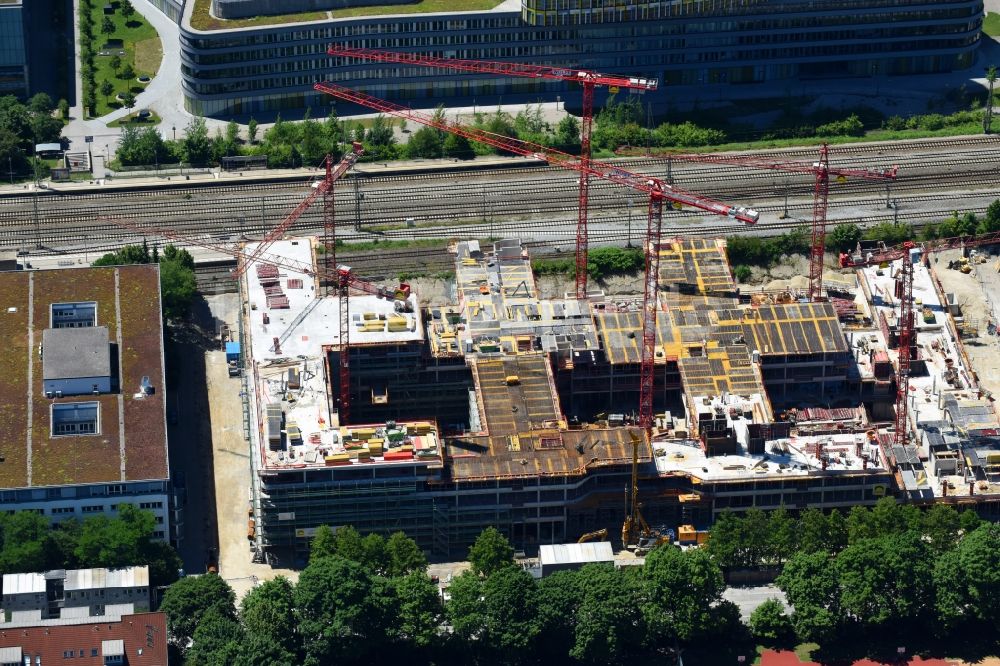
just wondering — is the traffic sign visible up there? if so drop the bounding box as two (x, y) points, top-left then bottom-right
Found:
(84, 136), (93, 143)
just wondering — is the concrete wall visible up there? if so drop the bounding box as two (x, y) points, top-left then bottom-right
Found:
(213, 0), (417, 19)
(148, 0), (185, 24)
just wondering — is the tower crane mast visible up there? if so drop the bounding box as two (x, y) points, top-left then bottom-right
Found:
(314, 81), (758, 549)
(234, 142), (364, 278)
(325, 45), (658, 300)
(840, 230), (1000, 458)
(661, 145), (897, 300)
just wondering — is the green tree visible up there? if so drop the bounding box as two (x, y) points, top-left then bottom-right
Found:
(536, 570), (582, 661)
(733, 265), (752, 283)
(187, 607), (244, 666)
(959, 509), (981, 533)
(706, 511), (743, 568)
(366, 114), (396, 147)
(120, 90), (136, 113)
(554, 114), (581, 152)
(74, 503), (155, 568)
(642, 546), (725, 645)
(768, 506), (797, 563)
(160, 574), (237, 648)
(846, 505), (876, 544)
(406, 126), (443, 158)
(121, 63), (135, 81)
(447, 570), (484, 641)
(923, 503), (961, 554)
(829, 223), (863, 253)
(28, 93), (54, 115)
(100, 80), (114, 106)
(310, 524), (338, 561)
(247, 117), (259, 144)
(158, 255), (197, 319)
(0, 511), (52, 574)
(240, 577), (299, 659)
(468, 526), (515, 577)
(797, 508), (830, 554)
(360, 532), (388, 575)
(109, 54), (122, 77)
(480, 565), (540, 659)
(121, 0), (135, 21)
(934, 523), (1000, 630)
(183, 116), (212, 164)
(980, 198), (1000, 234)
(776, 550), (841, 642)
(57, 98), (70, 120)
(571, 564), (645, 664)
(442, 132), (474, 159)
(385, 531), (426, 577)
(835, 532), (934, 627)
(749, 598), (793, 645)
(294, 556), (393, 665)
(234, 633), (299, 666)
(101, 15), (115, 38)
(332, 525), (364, 562)
(393, 572), (442, 649)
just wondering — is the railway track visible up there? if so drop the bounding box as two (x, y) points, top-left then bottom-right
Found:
(3, 135), (998, 257)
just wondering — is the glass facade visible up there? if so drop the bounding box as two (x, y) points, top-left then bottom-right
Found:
(0, 3), (27, 96)
(180, 0), (982, 116)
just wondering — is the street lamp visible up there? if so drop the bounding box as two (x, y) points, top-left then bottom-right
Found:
(172, 125), (176, 140)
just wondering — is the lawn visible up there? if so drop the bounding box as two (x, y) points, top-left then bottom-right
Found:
(108, 110), (163, 127)
(189, 0), (502, 30)
(983, 12), (1000, 38)
(87, 1), (162, 117)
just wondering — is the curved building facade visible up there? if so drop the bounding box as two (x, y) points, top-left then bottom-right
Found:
(179, 0), (983, 117)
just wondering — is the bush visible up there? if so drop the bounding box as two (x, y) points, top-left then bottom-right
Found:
(815, 113), (864, 137)
(750, 599), (794, 645)
(733, 265), (752, 283)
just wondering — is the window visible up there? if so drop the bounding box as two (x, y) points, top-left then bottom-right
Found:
(51, 402), (99, 437)
(90, 650), (97, 658)
(107, 484), (124, 496)
(50, 301), (97, 328)
(82, 505), (103, 513)
(51, 507), (75, 515)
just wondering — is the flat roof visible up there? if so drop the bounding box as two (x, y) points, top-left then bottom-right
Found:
(0, 266), (169, 488)
(2, 572), (44, 595)
(186, 0), (514, 32)
(65, 566), (149, 591)
(539, 542), (614, 567)
(42, 326), (111, 380)
(653, 431), (888, 482)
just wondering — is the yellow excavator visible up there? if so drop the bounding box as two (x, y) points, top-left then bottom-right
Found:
(577, 528), (608, 543)
(622, 431), (673, 554)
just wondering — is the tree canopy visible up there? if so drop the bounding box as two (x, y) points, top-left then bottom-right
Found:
(92, 243), (197, 319)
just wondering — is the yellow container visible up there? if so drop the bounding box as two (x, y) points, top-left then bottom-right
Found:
(363, 312), (377, 320)
(368, 443), (384, 456)
(352, 428), (376, 440)
(325, 453), (350, 465)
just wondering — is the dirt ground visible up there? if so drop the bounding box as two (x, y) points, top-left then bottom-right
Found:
(202, 294), (298, 600)
(932, 249), (1000, 398)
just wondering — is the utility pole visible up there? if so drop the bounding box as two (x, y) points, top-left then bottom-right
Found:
(7, 156), (12, 185)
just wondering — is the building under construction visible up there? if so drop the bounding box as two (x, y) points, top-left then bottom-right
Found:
(240, 235), (999, 565)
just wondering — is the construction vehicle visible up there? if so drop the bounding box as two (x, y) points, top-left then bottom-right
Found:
(577, 528), (608, 544)
(621, 431), (673, 554)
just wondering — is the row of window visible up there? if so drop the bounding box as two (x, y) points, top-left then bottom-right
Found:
(0, 483), (167, 504)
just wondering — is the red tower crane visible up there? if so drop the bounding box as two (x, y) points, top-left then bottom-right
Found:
(839, 230), (1000, 460)
(97, 214), (411, 426)
(234, 142), (364, 278)
(660, 145), (897, 301)
(325, 45), (658, 300)
(314, 81), (758, 437)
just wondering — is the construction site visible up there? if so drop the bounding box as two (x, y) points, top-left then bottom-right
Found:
(102, 50), (1000, 565)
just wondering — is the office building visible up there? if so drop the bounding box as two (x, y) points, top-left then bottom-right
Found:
(174, 0), (983, 117)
